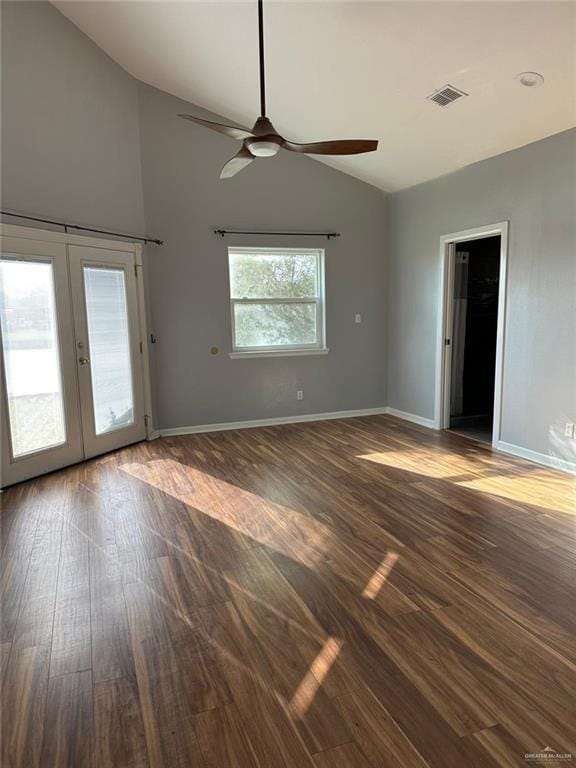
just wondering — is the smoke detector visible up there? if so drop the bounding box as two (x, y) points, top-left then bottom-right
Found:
(427, 84), (469, 107)
(515, 72), (544, 88)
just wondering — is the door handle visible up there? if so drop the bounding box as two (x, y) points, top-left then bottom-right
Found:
(78, 357), (90, 365)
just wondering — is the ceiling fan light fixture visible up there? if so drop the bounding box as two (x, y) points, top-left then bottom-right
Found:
(247, 139), (281, 157)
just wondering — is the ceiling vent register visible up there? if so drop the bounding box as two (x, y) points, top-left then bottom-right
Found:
(428, 84), (469, 107)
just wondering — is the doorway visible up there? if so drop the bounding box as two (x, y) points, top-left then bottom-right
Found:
(0, 226), (150, 486)
(435, 222), (508, 447)
(449, 236), (500, 442)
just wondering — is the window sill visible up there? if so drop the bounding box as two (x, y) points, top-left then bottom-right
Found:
(229, 348), (330, 360)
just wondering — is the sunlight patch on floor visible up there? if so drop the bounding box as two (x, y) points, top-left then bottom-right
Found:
(119, 457), (334, 567)
(362, 551), (399, 599)
(456, 471), (576, 515)
(356, 448), (485, 479)
(288, 637), (344, 719)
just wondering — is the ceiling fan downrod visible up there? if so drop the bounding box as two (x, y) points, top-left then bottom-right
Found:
(258, 0), (266, 118)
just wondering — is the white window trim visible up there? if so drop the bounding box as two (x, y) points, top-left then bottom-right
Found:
(229, 348), (330, 359)
(228, 247), (328, 358)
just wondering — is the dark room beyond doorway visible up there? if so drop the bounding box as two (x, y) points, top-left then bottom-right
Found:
(449, 235), (501, 443)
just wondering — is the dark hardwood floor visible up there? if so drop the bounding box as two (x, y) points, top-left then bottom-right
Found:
(1, 414), (575, 767)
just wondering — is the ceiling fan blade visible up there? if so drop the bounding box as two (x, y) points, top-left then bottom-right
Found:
(281, 139), (378, 155)
(220, 146), (255, 179)
(179, 114), (255, 141)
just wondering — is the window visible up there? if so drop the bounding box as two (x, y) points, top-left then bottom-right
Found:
(228, 247), (327, 357)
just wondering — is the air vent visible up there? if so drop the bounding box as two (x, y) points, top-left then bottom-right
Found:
(427, 84), (468, 107)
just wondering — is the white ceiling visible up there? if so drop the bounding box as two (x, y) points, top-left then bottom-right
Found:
(54, 1), (576, 192)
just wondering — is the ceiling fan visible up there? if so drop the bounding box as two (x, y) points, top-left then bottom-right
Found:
(179, 0), (378, 178)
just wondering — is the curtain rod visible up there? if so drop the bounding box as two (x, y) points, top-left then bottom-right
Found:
(214, 229), (340, 241)
(1, 210), (163, 246)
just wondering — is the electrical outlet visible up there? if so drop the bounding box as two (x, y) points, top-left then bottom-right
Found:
(355, 314), (362, 324)
(297, 390), (304, 401)
(565, 423), (575, 438)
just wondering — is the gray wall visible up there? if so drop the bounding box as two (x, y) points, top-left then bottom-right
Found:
(4, 1), (573, 464)
(1, 1), (145, 233)
(387, 128), (576, 458)
(1, 1), (388, 432)
(138, 84), (387, 428)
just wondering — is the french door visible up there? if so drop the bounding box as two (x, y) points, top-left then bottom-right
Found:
(0, 232), (147, 486)
(68, 245), (146, 458)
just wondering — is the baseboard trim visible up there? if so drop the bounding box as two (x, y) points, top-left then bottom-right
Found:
(495, 440), (576, 475)
(384, 407), (436, 429)
(158, 407), (389, 437)
(152, 410), (574, 475)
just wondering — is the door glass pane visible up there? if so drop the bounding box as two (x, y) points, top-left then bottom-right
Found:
(0, 258), (66, 457)
(233, 302), (317, 347)
(83, 267), (134, 435)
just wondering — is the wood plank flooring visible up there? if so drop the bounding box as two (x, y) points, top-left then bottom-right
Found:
(1, 414), (575, 767)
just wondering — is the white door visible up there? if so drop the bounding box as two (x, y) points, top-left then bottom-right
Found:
(0, 236), (147, 486)
(0, 237), (83, 485)
(68, 245), (146, 459)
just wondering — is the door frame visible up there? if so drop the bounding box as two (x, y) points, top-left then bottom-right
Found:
(434, 221), (509, 447)
(0, 222), (154, 444)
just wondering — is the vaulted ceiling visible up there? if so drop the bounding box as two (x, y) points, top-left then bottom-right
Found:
(54, 1), (576, 191)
